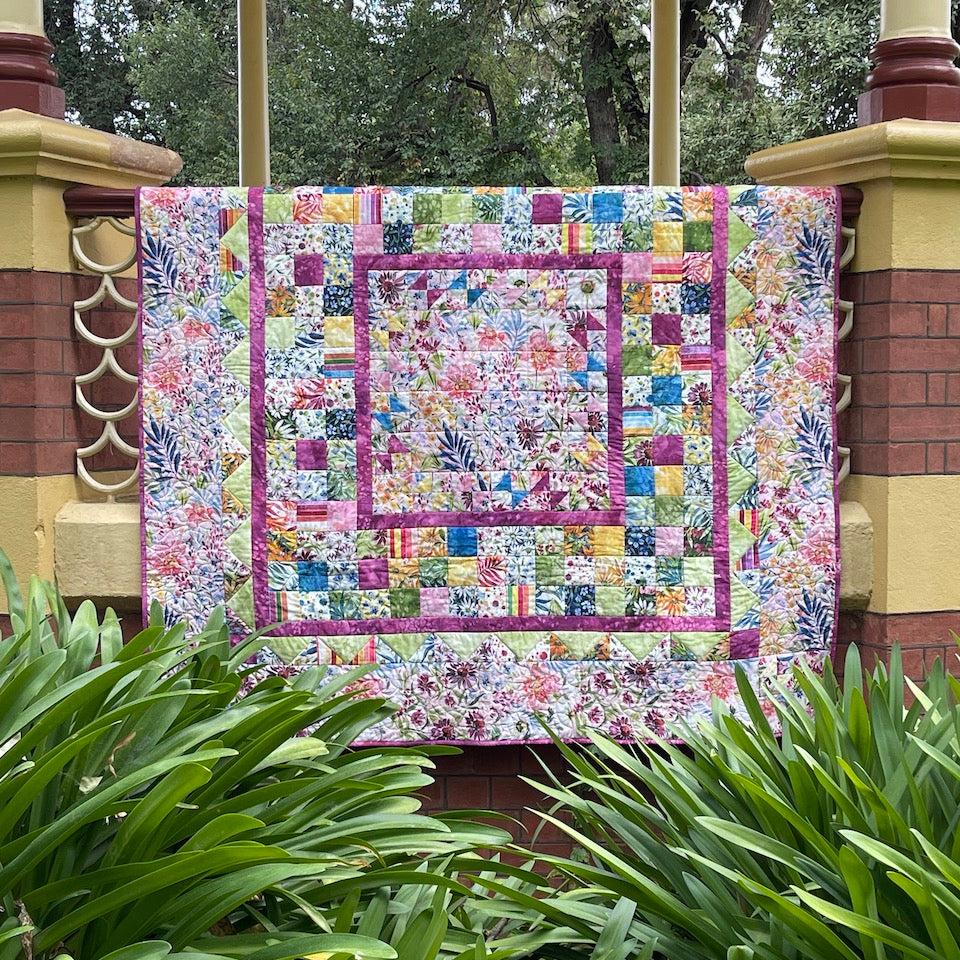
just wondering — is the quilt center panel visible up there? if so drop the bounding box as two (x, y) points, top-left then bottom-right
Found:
(251, 215), (730, 637)
(355, 254), (624, 528)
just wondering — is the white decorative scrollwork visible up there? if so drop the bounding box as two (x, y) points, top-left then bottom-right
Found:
(70, 216), (139, 499)
(837, 223), (856, 484)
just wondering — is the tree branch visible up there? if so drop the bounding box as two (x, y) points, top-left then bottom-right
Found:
(729, 0), (772, 95)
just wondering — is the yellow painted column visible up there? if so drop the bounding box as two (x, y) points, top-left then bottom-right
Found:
(649, 0), (680, 186)
(0, 0), (44, 34)
(879, 0), (950, 39)
(0, 108), (180, 609)
(238, 0), (271, 186)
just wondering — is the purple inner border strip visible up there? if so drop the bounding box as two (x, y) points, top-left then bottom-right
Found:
(353, 253), (625, 529)
(251, 196), (730, 637)
(710, 186), (731, 624)
(249, 188), (269, 630)
(262, 613), (728, 637)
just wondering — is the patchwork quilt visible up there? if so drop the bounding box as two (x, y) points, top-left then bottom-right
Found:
(138, 185), (841, 743)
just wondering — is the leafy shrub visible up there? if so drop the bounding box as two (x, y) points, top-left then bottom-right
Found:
(0, 554), (505, 960)
(495, 646), (960, 960)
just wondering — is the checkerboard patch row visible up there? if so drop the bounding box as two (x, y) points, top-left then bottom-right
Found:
(139, 184), (840, 743)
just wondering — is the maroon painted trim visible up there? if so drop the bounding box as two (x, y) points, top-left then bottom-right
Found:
(839, 186), (863, 226)
(0, 32), (57, 84)
(867, 36), (960, 89)
(0, 31), (64, 118)
(859, 36), (960, 124)
(64, 187), (136, 219)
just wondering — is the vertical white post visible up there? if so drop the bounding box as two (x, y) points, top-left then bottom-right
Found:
(238, 0), (271, 187)
(649, 0), (681, 186)
(0, 0), (45, 34)
(879, 0), (951, 39)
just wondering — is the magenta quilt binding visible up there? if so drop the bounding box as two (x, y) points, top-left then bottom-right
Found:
(138, 184), (842, 745)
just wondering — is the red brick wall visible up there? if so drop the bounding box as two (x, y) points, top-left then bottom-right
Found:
(840, 269), (960, 474)
(838, 267), (960, 678)
(0, 268), (137, 475)
(423, 745), (573, 856)
(840, 610), (960, 679)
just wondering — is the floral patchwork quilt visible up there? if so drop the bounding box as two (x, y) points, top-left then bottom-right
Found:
(138, 185), (841, 743)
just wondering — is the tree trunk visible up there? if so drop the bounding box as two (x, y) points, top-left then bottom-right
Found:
(581, 9), (622, 184)
(680, 0), (711, 85)
(729, 0), (772, 96)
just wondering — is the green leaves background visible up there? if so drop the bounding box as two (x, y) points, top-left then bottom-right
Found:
(483, 646), (960, 959)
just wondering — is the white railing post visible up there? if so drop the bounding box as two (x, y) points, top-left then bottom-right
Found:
(649, 0), (680, 186)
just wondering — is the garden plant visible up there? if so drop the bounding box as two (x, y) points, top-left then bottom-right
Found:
(8, 540), (960, 960)
(0, 552), (517, 960)
(493, 645), (960, 960)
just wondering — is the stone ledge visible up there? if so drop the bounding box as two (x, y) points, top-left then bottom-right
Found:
(52, 498), (875, 615)
(54, 499), (140, 608)
(0, 108), (181, 186)
(839, 500), (873, 610)
(746, 118), (960, 186)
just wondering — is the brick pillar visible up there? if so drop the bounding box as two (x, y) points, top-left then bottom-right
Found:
(0, 82), (179, 602)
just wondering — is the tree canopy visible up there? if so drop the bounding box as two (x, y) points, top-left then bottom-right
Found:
(44, 0), (934, 186)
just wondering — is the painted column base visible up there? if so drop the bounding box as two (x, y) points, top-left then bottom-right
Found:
(54, 499), (140, 608)
(858, 84), (960, 124)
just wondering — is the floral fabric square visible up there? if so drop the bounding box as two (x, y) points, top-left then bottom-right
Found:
(139, 185), (840, 743)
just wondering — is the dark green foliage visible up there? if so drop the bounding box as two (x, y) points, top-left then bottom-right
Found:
(483, 645), (960, 958)
(0, 552), (508, 960)
(46, 0), (908, 186)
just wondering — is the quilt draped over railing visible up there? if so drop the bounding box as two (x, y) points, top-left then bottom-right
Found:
(138, 184), (841, 743)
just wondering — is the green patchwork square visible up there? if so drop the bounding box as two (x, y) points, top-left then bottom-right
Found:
(683, 221), (713, 252)
(622, 344), (653, 376)
(413, 223), (442, 252)
(536, 555), (564, 585)
(536, 586), (564, 615)
(595, 585), (626, 616)
(329, 590), (361, 620)
(473, 193), (503, 223)
(265, 316), (295, 350)
(419, 558), (448, 587)
(413, 193), (442, 223)
(326, 470), (356, 501)
(390, 588), (421, 617)
(627, 496), (656, 525)
(656, 557), (683, 587)
(360, 590), (391, 618)
(535, 526), (564, 554)
(683, 557), (714, 586)
(326, 439), (356, 468)
(625, 587), (656, 617)
(622, 221), (653, 252)
(263, 194), (293, 223)
(441, 192), (474, 223)
(655, 496), (684, 525)
(355, 530), (386, 559)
